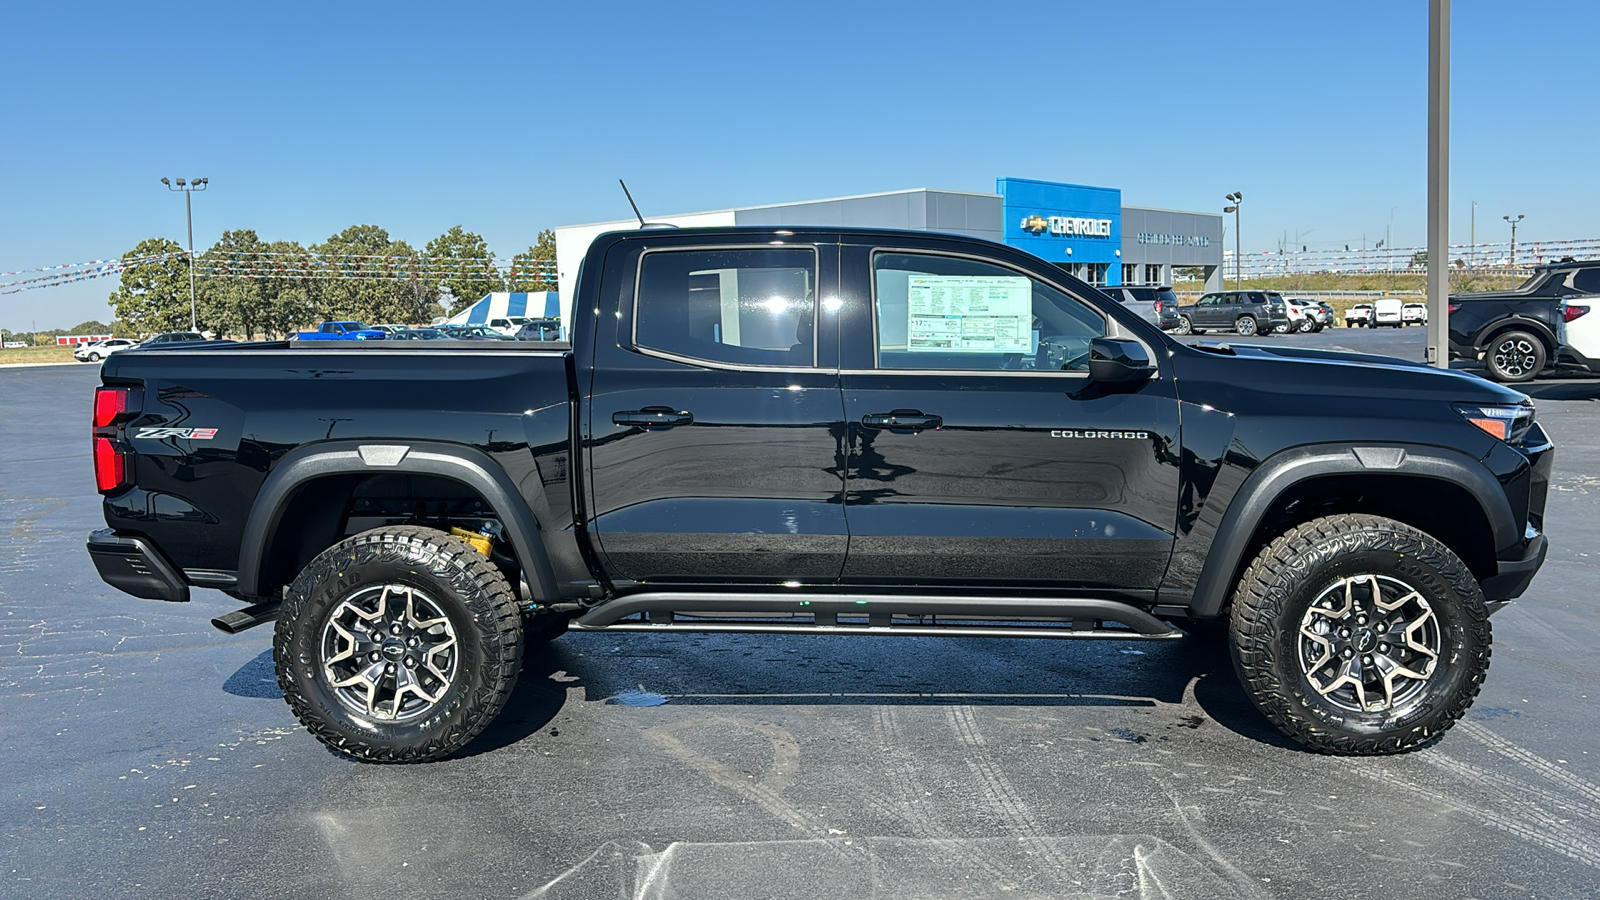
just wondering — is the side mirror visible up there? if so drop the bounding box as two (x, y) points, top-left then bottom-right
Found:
(1088, 337), (1156, 383)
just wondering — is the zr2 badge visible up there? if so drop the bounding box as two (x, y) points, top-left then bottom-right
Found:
(135, 427), (218, 440)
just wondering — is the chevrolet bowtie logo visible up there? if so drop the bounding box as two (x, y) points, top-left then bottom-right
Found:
(1021, 215), (1050, 235)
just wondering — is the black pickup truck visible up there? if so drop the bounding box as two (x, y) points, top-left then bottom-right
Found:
(89, 226), (1552, 763)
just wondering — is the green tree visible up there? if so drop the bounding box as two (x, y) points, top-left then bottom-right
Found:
(260, 239), (319, 337)
(508, 229), (557, 292)
(425, 225), (504, 315)
(110, 238), (191, 335)
(68, 320), (112, 335)
(199, 229), (272, 339)
(312, 225), (437, 325)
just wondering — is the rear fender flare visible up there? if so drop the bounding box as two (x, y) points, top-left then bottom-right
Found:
(1475, 316), (1557, 355)
(1186, 442), (1518, 618)
(234, 440), (558, 602)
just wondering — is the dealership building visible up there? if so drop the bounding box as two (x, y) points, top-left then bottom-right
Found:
(553, 177), (1225, 326)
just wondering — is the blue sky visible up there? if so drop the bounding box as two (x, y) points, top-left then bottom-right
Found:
(3, 0), (1596, 330)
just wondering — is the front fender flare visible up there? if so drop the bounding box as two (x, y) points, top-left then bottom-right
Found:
(1184, 442), (1518, 618)
(234, 440), (559, 602)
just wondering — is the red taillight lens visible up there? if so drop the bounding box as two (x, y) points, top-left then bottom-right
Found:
(94, 436), (127, 492)
(94, 386), (128, 428)
(1564, 304), (1590, 323)
(1448, 303), (1460, 314)
(1154, 300), (1165, 313)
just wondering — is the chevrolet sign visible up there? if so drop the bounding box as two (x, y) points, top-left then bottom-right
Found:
(1021, 215), (1113, 238)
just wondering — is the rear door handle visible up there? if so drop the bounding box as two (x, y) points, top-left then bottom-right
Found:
(613, 406), (694, 428)
(861, 410), (942, 432)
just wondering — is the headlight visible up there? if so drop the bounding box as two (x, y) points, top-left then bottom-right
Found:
(1455, 403), (1534, 442)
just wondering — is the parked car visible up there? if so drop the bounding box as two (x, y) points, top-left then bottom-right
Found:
(1176, 290), (1290, 336)
(1449, 257), (1600, 382)
(1345, 304), (1374, 327)
(370, 324), (408, 335)
(295, 321), (388, 341)
(487, 316), (534, 337)
(88, 224), (1553, 763)
(1296, 300), (1334, 331)
(1277, 298), (1322, 334)
(513, 318), (563, 341)
(1402, 303), (1428, 325)
(74, 338), (139, 362)
(389, 327), (449, 341)
(1373, 298), (1404, 328)
(440, 324), (516, 341)
(1097, 286), (1182, 332)
(140, 331), (208, 346)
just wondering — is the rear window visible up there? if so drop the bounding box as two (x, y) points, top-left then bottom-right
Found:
(1574, 268), (1600, 293)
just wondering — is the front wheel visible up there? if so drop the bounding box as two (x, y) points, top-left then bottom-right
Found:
(1176, 315), (1193, 335)
(1230, 514), (1490, 755)
(1484, 330), (1545, 383)
(1235, 315), (1258, 336)
(275, 525), (523, 763)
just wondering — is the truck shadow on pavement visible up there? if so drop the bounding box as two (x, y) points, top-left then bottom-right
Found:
(221, 635), (1298, 757)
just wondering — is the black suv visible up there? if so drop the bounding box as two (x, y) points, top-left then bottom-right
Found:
(1177, 290), (1291, 336)
(1449, 258), (1600, 383)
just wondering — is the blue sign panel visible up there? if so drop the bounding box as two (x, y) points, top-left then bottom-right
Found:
(998, 178), (1122, 284)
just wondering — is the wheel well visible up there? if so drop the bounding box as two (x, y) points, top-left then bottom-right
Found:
(257, 473), (517, 598)
(1480, 322), (1554, 356)
(1234, 473), (1497, 592)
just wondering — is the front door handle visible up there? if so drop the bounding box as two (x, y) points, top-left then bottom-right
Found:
(861, 410), (942, 432)
(613, 406), (694, 428)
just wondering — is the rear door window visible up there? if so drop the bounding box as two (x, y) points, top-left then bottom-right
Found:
(634, 247), (817, 368)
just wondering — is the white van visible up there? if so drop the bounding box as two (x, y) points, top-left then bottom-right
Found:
(1373, 298), (1404, 327)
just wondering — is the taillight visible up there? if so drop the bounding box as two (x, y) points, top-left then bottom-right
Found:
(94, 437), (127, 491)
(1448, 303), (1460, 314)
(1154, 300), (1165, 313)
(94, 386), (128, 428)
(1564, 304), (1590, 323)
(92, 386), (141, 493)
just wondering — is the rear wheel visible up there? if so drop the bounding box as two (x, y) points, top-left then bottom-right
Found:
(88, 352), (101, 361)
(275, 525), (523, 763)
(1484, 330), (1545, 383)
(1235, 315), (1258, 336)
(1230, 514), (1490, 754)
(1176, 315), (1193, 335)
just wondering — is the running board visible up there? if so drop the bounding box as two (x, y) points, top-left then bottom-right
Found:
(571, 592), (1183, 641)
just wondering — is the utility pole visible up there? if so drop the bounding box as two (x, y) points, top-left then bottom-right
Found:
(1223, 192), (1243, 288)
(1425, 0), (1449, 368)
(1470, 200), (1476, 268)
(161, 176), (209, 331)
(1504, 214), (1524, 268)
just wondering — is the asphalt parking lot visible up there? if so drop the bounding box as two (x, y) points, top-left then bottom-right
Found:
(4, 332), (1600, 900)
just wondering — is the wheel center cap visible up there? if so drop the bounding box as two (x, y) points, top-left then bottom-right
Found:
(1354, 629), (1378, 652)
(381, 641), (406, 660)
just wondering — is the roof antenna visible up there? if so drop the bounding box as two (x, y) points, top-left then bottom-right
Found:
(618, 180), (676, 230)
(619, 179), (647, 228)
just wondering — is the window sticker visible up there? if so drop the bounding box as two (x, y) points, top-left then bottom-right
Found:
(905, 275), (1033, 353)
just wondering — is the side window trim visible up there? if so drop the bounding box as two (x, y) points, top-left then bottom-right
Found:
(864, 246), (1124, 378)
(629, 243), (823, 373)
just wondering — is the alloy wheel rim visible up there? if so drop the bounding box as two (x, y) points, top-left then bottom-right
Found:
(320, 584), (459, 722)
(1492, 339), (1537, 378)
(1298, 573), (1440, 714)
(1238, 318), (1256, 335)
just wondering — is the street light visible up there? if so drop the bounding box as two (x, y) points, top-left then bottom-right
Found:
(1503, 214), (1524, 268)
(1223, 192), (1243, 288)
(161, 176), (209, 331)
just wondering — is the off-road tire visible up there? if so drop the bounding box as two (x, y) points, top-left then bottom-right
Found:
(1235, 315), (1258, 336)
(1176, 315), (1194, 335)
(1229, 513), (1490, 755)
(1484, 329), (1546, 384)
(275, 525), (523, 763)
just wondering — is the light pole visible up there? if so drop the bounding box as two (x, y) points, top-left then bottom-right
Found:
(1223, 192), (1243, 288)
(1503, 214), (1524, 268)
(161, 176), (209, 331)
